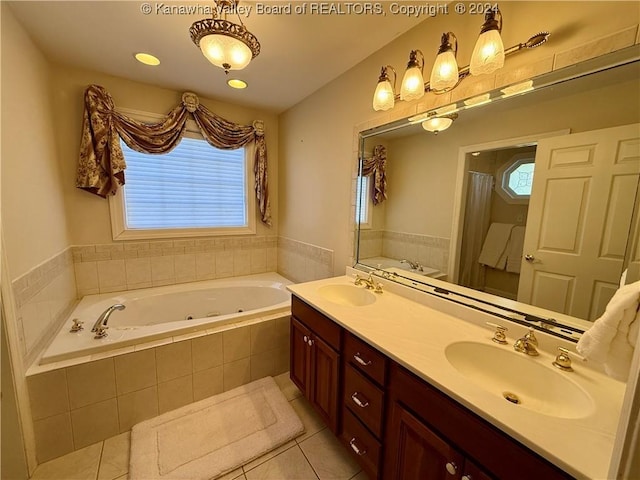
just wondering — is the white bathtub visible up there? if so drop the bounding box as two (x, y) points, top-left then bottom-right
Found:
(39, 273), (291, 366)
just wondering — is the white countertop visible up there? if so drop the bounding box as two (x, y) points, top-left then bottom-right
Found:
(288, 274), (626, 480)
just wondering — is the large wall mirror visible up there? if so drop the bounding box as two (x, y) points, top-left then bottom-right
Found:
(355, 46), (640, 342)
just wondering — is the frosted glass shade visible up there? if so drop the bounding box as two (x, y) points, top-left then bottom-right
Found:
(400, 66), (425, 101)
(372, 80), (395, 111)
(200, 34), (252, 71)
(422, 117), (453, 133)
(429, 51), (459, 91)
(470, 29), (505, 76)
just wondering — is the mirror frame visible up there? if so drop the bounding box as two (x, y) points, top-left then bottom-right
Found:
(354, 44), (640, 343)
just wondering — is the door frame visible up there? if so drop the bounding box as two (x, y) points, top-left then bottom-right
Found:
(448, 130), (570, 284)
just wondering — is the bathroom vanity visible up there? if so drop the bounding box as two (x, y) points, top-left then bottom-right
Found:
(288, 275), (626, 480)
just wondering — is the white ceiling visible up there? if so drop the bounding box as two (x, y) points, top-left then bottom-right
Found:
(8, 1), (425, 113)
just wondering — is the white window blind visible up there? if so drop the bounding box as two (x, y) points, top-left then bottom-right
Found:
(356, 175), (370, 226)
(120, 137), (247, 230)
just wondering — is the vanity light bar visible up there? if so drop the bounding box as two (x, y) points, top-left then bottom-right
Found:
(500, 80), (535, 98)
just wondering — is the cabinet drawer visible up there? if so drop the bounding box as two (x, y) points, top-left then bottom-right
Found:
(344, 332), (387, 386)
(292, 296), (341, 351)
(340, 407), (381, 480)
(344, 364), (384, 437)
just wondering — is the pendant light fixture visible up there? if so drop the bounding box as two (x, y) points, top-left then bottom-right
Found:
(429, 32), (459, 92)
(421, 114), (458, 134)
(400, 50), (425, 102)
(190, 0), (260, 73)
(372, 66), (397, 111)
(470, 8), (505, 76)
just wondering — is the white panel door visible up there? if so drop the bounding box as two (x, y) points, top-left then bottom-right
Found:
(518, 123), (640, 320)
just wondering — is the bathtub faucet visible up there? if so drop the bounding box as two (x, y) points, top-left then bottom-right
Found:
(92, 304), (125, 338)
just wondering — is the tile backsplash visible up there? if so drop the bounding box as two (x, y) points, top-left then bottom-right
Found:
(277, 236), (334, 283)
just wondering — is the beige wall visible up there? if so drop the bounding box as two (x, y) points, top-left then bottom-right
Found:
(50, 64), (279, 246)
(278, 1), (640, 275)
(1, 5), (72, 279)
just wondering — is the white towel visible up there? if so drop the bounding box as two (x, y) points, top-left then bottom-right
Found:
(506, 226), (526, 274)
(478, 223), (515, 269)
(576, 280), (640, 381)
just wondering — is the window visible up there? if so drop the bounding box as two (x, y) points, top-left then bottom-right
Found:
(495, 153), (536, 205)
(109, 114), (255, 240)
(355, 175), (372, 229)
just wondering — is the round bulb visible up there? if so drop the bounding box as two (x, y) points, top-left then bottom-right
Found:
(134, 53), (160, 66)
(470, 29), (505, 76)
(429, 51), (459, 91)
(372, 80), (395, 111)
(200, 34), (252, 71)
(400, 66), (425, 102)
(227, 79), (248, 89)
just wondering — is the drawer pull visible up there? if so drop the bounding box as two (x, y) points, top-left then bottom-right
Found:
(445, 462), (458, 475)
(351, 392), (369, 408)
(349, 437), (367, 456)
(462, 476), (473, 480)
(303, 335), (308, 342)
(308, 338), (314, 346)
(353, 353), (372, 366)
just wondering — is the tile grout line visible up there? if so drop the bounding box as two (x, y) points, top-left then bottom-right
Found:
(296, 441), (321, 480)
(94, 439), (106, 480)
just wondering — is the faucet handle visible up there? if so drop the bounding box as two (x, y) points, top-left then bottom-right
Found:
(524, 328), (538, 347)
(486, 322), (508, 344)
(70, 318), (84, 332)
(553, 347), (574, 372)
(94, 325), (108, 339)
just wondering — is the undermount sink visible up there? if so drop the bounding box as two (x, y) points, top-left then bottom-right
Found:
(445, 341), (594, 419)
(317, 284), (377, 307)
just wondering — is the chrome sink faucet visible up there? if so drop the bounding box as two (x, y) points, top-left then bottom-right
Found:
(354, 274), (383, 293)
(514, 328), (539, 356)
(92, 304), (125, 338)
(400, 259), (423, 271)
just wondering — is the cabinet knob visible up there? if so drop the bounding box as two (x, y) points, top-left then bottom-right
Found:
(349, 437), (367, 456)
(462, 475), (473, 480)
(308, 339), (314, 346)
(353, 353), (372, 366)
(303, 335), (308, 343)
(351, 392), (370, 408)
(445, 462), (458, 475)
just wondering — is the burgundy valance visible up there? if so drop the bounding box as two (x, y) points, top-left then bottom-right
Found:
(75, 85), (271, 226)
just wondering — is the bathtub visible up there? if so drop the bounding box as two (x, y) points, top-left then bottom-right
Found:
(38, 273), (291, 366)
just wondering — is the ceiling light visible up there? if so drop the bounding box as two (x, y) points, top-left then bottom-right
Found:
(429, 32), (459, 92)
(227, 78), (248, 89)
(464, 93), (492, 108)
(421, 114), (457, 134)
(135, 53), (160, 66)
(372, 66), (396, 111)
(400, 50), (425, 102)
(471, 151), (481, 156)
(501, 80), (534, 97)
(189, 0), (260, 73)
(470, 8), (505, 76)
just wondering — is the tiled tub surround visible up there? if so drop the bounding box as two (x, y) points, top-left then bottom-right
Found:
(38, 273), (291, 365)
(277, 236), (334, 283)
(11, 248), (78, 364)
(72, 236), (278, 297)
(358, 230), (450, 275)
(26, 314), (291, 463)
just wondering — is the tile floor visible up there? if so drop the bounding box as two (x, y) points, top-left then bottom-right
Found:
(30, 373), (369, 480)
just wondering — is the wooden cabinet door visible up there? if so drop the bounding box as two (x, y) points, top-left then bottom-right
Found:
(310, 334), (340, 433)
(290, 317), (311, 397)
(461, 458), (494, 480)
(387, 401), (465, 480)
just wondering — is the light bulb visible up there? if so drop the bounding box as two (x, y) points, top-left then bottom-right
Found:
(470, 29), (505, 76)
(400, 66), (425, 102)
(373, 80), (395, 111)
(429, 50), (459, 91)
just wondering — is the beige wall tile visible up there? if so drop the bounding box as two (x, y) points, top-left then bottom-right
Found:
(28, 369), (69, 420)
(250, 350), (277, 381)
(97, 260), (126, 289)
(250, 248), (267, 274)
(71, 398), (119, 449)
(223, 358), (251, 391)
(74, 262), (98, 296)
(33, 413), (74, 463)
(193, 365), (223, 401)
(150, 256), (175, 282)
(158, 375), (193, 414)
(266, 247), (277, 271)
(250, 320), (277, 355)
(223, 325), (251, 362)
(275, 317), (290, 350)
(117, 386), (158, 432)
(66, 358), (116, 409)
(124, 257), (151, 286)
(156, 341), (192, 383)
(97, 432), (130, 480)
(195, 252), (216, 280)
(192, 332), (223, 372)
(215, 251), (234, 278)
(175, 254), (196, 281)
(273, 347), (290, 377)
(233, 250), (251, 276)
(554, 26), (638, 70)
(31, 442), (102, 480)
(114, 349), (156, 395)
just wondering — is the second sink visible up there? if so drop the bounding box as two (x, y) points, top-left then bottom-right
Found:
(317, 284), (377, 307)
(445, 341), (594, 419)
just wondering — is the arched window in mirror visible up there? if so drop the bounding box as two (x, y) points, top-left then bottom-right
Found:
(495, 152), (536, 205)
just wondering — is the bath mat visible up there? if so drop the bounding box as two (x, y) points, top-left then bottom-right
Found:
(129, 376), (304, 479)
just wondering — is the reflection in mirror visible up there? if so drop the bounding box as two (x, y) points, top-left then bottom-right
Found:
(356, 51), (640, 341)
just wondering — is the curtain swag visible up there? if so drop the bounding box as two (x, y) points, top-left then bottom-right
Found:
(361, 144), (387, 205)
(75, 84), (271, 226)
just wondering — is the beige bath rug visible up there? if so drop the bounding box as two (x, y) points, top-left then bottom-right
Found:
(129, 376), (304, 479)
